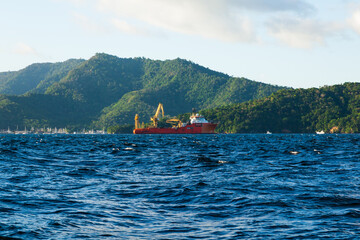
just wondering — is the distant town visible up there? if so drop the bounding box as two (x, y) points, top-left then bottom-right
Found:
(0, 127), (107, 135)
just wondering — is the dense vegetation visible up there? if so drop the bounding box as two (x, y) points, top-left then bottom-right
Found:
(1, 53), (360, 133)
(0, 94), (85, 131)
(0, 53), (283, 130)
(92, 55), (283, 128)
(200, 83), (360, 133)
(0, 59), (84, 95)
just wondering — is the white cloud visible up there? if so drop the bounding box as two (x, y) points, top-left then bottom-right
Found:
(61, 0), (350, 50)
(349, 7), (360, 35)
(97, 0), (256, 42)
(267, 17), (343, 48)
(229, 0), (315, 15)
(72, 12), (106, 33)
(14, 43), (37, 55)
(111, 19), (149, 36)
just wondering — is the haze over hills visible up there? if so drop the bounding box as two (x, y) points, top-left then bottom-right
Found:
(0, 53), (284, 130)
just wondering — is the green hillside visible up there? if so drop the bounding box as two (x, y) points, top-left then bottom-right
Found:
(46, 54), (145, 116)
(0, 59), (84, 95)
(90, 54), (283, 127)
(201, 83), (360, 133)
(0, 53), (284, 130)
(0, 94), (83, 129)
(3, 53), (359, 134)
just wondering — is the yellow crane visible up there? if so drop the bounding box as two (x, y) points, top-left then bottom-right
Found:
(166, 118), (183, 128)
(134, 103), (182, 129)
(150, 103), (165, 127)
(134, 114), (140, 129)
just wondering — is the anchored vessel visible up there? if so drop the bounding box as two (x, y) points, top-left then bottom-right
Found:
(133, 103), (217, 134)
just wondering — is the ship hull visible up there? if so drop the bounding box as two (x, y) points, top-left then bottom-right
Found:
(133, 123), (217, 134)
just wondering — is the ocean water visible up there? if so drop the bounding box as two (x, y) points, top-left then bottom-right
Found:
(0, 133), (360, 239)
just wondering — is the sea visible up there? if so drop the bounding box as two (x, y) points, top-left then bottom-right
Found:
(0, 133), (360, 239)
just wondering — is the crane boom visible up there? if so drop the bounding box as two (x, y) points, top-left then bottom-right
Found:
(154, 103), (164, 119)
(166, 118), (182, 128)
(150, 103), (165, 127)
(134, 114), (140, 129)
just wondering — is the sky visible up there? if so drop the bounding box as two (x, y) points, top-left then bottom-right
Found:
(1, 0), (360, 88)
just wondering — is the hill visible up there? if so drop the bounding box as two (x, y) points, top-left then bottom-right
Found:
(0, 94), (83, 129)
(0, 53), (284, 130)
(200, 83), (360, 133)
(0, 59), (85, 95)
(87, 54), (283, 127)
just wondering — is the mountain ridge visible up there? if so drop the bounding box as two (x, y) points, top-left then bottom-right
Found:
(0, 59), (85, 95)
(0, 53), (285, 130)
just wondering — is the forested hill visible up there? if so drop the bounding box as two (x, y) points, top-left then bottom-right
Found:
(0, 53), (284, 130)
(200, 83), (360, 133)
(0, 59), (85, 95)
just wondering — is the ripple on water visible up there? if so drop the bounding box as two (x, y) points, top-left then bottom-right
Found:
(0, 134), (360, 239)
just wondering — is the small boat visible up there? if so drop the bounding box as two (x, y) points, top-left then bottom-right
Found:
(316, 130), (325, 134)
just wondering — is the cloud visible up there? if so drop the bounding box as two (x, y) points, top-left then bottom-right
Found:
(72, 12), (106, 33)
(349, 7), (360, 35)
(229, 0), (315, 15)
(97, 0), (256, 42)
(112, 19), (150, 36)
(267, 17), (343, 48)
(14, 43), (37, 55)
(62, 0), (349, 50)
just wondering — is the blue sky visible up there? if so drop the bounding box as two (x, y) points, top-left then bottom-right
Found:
(1, 0), (360, 88)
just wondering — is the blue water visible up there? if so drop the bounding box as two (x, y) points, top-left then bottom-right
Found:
(0, 134), (360, 239)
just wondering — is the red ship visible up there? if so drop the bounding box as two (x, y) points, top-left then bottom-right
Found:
(133, 103), (217, 134)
